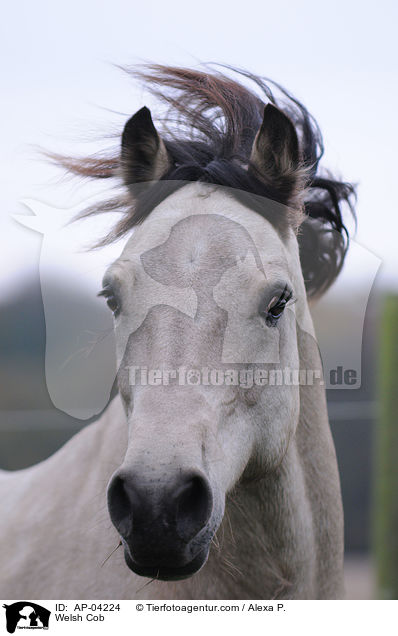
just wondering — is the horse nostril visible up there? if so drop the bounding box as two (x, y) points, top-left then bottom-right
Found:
(174, 474), (213, 542)
(107, 474), (138, 537)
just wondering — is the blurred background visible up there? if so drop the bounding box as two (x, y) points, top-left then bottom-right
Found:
(1, 0), (397, 600)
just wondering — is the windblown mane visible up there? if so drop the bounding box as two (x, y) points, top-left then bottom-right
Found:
(53, 64), (356, 297)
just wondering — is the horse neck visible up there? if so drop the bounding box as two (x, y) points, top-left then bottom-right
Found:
(189, 429), (323, 599)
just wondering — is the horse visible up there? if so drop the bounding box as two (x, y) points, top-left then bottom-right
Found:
(0, 65), (355, 599)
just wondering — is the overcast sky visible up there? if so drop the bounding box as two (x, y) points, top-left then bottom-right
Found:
(0, 0), (396, 300)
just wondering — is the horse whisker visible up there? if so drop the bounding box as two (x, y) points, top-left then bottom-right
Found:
(100, 541), (122, 567)
(135, 577), (157, 594)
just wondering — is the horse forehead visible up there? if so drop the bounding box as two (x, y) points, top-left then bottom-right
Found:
(120, 184), (288, 269)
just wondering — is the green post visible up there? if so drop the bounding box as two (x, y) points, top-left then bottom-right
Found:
(374, 295), (398, 598)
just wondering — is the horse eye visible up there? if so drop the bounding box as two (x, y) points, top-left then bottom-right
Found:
(98, 288), (120, 315)
(265, 297), (287, 325)
(268, 301), (286, 318)
(106, 296), (119, 314)
(261, 287), (293, 326)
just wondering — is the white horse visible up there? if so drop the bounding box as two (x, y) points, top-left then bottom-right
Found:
(0, 66), (354, 599)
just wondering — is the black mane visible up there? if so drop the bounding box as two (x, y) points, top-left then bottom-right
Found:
(53, 64), (356, 297)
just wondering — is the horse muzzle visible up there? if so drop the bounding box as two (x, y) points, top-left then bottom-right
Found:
(107, 468), (215, 580)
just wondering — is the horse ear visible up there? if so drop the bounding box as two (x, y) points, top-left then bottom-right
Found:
(121, 106), (171, 185)
(250, 104), (305, 208)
